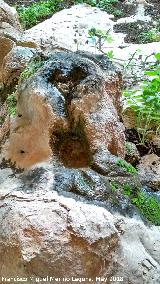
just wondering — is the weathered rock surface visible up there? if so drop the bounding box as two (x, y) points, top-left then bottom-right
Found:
(20, 3), (160, 90)
(4, 51), (125, 169)
(0, 164), (159, 284)
(0, 102), (10, 144)
(125, 141), (140, 164)
(1, 3), (159, 90)
(2, 46), (37, 86)
(138, 154), (160, 191)
(0, 0), (22, 82)
(20, 4), (160, 55)
(0, 2), (160, 283)
(21, 4), (125, 53)
(0, 0), (21, 31)
(0, 182), (118, 282)
(0, 37), (15, 78)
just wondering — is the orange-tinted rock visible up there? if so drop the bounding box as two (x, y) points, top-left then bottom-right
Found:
(5, 52), (125, 169)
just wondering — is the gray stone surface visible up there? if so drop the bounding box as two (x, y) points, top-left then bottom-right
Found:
(0, 163), (159, 284)
(138, 154), (160, 191)
(0, 0), (22, 83)
(0, 3), (160, 283)
(2, 46), (36, 86)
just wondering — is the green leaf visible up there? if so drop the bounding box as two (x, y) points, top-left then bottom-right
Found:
(155, 53), (160, 60)
(106, 50), (114, 59)
(106, 36), (113, 43)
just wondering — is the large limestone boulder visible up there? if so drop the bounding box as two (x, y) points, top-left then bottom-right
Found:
(21, 4), (125, 53)
(4, 51), (125, 169)
(2, 51), (140, 222)
(0, 164), (159, 283)
(0, 176), (118, 282)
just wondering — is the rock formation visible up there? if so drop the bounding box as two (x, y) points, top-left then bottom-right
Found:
(2, 46), (37, 87)
(4, 52), (125, 169)
(138, 154), (160, 191)
(0, 0), (22, 82)
(0, 163), (160, 284)
(0, 2), (160, 284)
(21, 4), (125, 53)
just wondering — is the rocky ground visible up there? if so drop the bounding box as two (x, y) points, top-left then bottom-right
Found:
(0, 0), (160, 283)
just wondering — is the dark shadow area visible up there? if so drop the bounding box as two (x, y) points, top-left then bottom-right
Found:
(58, 135), (90, 168)
(52, 132), (90, 168)
(48, 66), (87, 101)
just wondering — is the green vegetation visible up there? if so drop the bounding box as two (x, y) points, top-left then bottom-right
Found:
(88, 27), (113, 52)
(20, 56), (44, 81)
(122, 185), (160, 226)
(6, 93), (17, 116)
(96, 0), (123, 17)
(88, 27), (112, 43)
(17, 0), (123, 29)
(87, 28), (115, 58)
(123, 184), (160, 226)
(123, 53), (160, 146)
(106, 50), (114, 59)
(122, 184), (133, 196)
(17, 0), (63, 28)
(109, 181), (160, 225)
(138, 28), (160, 44)
(75, 0), (123, 17)
(132, 193), (160, 226)
(114, 21), (160, 44)
(110, 181), (119, 192)
(116, 159), (137, 174)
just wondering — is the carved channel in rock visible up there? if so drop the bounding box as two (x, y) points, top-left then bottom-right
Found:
(48, 65), (91, 168)
(48, 65), (87, 116)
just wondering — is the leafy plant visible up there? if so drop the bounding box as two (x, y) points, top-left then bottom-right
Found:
(95, 0), (123, 17)
(121, 184), (160, 225)
(106, 50), (114, 59)
(20, 56), (44, 81)
(138, 28), (160, 44)
(123, 53), (160, 146)
(6, 93), (17, 116)
(88, 27), (113, 53)
(110, 181), (119, 192)
(132, 193), (160, 226)
(122, 184), (132, 196)
(17, 0), (63, 28)
(17, 0), (124, 29)
(116, 159), (137, 174)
